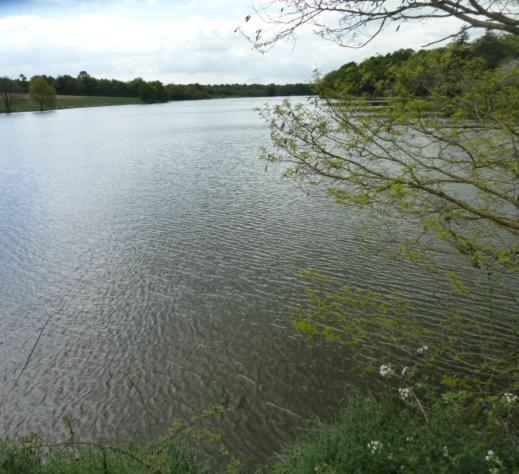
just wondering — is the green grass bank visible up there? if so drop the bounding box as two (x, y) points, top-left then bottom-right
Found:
(1, 392), (517, 473)
(0, 95), (142, 113)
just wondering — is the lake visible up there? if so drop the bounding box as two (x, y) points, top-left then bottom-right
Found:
(0, 98), (515, 462)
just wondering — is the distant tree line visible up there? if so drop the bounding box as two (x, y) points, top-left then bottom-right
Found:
(164, 82), (311, 100)
(321, 31), (519, 98)
(0, 70), (314, 112)
(4, 32), (514, 113)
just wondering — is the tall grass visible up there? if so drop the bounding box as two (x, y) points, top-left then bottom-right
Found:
(0, 435), (217, 473)
(2, 391), (517, 473)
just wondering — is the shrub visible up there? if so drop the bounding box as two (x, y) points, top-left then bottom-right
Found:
(270, 392), (518, 473)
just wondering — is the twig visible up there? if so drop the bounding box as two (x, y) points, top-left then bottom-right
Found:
(421, 26), (472, 48)
(8, 310), (57, 394)
(43, 440), (147, 466)
(412, 392), (430, 425)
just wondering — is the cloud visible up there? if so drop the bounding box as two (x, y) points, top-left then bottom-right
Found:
(0, 3), (466, 84)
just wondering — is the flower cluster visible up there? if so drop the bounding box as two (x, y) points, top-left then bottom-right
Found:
(416, 345), (428, 354)
(367, 440), (383, 454)
(485, 449), (503, 474)
(379, 364), (395, 378)
(503, 392), (517, 404)
(398, 387), (411, 401)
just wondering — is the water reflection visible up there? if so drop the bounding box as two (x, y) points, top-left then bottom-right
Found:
(0, 98), (514, 461)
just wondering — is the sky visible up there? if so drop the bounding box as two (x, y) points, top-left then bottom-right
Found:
(0, 0), (466, 84)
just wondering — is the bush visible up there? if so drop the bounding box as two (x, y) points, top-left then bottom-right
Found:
(270, 392), (518, 473)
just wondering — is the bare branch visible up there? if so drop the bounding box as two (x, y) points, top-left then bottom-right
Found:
(242, 0), (519, 50)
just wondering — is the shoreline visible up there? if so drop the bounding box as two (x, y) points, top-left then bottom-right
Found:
(0, 93), (313, 114)
(0, 95), (143, 114)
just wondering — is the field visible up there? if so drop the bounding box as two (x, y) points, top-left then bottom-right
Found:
(1, 94), (142, 113)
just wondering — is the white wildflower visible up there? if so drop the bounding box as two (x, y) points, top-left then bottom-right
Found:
(398, 387), (411, 401)
(379, 364), (395, 378)
(503, 392), (517, 403)
(485, 450), (495, 462)
(417, 345), (429, 354)
(401, 366), (409, 376)
(485, 450), (503, 472)
(368, 440), (383, 454)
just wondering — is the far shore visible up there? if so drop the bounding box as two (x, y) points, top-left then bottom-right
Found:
(0, 93), (313, 114)
(0, 94), (143, 114)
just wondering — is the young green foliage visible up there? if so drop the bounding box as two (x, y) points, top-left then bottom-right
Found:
(262, 38), (519, 274)
(29, 76), (57, 112)
(260, 34), (519, 418)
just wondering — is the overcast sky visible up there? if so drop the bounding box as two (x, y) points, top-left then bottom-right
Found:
(0, 0), (465, 84)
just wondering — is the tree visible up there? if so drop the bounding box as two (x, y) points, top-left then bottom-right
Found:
(138, 81), (167, 103)
(138, 82), (155, 103)
(252, 2), (519, 402)
(17, 74), (29, 93)
(0, 77), (22, 113)
(29, 76), (57, 112)
(267, 83), (277, 96)
(264, 41), (518, 270)
(241, 0), (519, 50)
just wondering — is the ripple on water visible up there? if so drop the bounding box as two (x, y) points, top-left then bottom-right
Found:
(0, 98), (516, 462)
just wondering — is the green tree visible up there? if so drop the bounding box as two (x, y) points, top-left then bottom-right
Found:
(17, 74), (29, 93)
(253, 1), (519, 411)
(138, 81), (166, 103)
(267, 83), (277, 96)
(472, 30), (517, 68)
(262, 48), (518, 388)
(29, 76), (56, 112)
(264, 40), (518, 268)
(0, 77), (22, 113)
(137, 82), (154, 103)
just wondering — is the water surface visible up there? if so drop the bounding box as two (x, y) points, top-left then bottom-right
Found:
(0, 98), (515, 461)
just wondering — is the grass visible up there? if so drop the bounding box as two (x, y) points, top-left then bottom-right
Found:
(0, 436), (219, 473)
(0, 95), (142, 113)
(1, 392), (517, 473)
(268, 393), (519, 474)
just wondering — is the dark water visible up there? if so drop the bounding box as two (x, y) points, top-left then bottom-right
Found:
(0, 98), (515, 462)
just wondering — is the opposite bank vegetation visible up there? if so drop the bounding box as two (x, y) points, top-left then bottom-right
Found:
(1, 32), (518, 473)
(0, 73), (313, 114)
